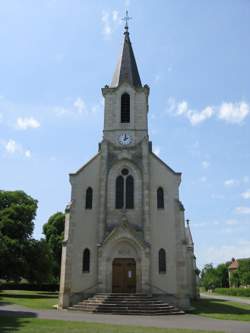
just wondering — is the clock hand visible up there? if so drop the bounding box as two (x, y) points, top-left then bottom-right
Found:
(124, 134), (127, 140)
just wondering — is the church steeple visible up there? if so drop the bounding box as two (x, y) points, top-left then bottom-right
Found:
(111, 12), (142, 88)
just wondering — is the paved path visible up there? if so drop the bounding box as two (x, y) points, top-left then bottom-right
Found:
(1, 303), (250, 333)
(201, 293), (250, 305)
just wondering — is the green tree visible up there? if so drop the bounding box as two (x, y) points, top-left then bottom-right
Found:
(200, 264), (221, 290)
(23, 239), (52, 284)
(43, 212), (65, 281)
(216, 263), (229, 288)
(238, 259), (250, 286)
(230, 271), (240, 287)
(0, 190), (38, 281)
(241, 272), (250, 286)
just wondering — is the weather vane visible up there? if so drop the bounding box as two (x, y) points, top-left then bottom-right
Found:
(122, 10), (132, 32)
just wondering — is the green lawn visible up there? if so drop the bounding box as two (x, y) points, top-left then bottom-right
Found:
(191, 298), (250, 321)
(0, 290), (58, 310)
(0, 316), (223, 333)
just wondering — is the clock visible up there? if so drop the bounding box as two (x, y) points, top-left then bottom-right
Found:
(118, 133), (132, 145)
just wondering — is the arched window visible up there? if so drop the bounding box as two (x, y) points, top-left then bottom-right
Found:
(126, 175), (134, 209)
(82, 248), (90, 272)
(157, 187), (164, 209)
(85, 187), (93, 209)
(115, 176), (124, 209)
(121, 93), (130, 123)
(115, 168), (134, 209)
(159, 249), (166, 273)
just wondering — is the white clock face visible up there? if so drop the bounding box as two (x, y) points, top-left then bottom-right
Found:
(118, 133), (132, 145)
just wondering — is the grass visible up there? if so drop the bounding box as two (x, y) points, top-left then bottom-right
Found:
(0, 290), (58, 310)
(191, 298), (250, 321)
(0, 316), (223, 333)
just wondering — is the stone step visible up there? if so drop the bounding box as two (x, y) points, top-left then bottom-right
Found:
(68, 293), (184, 316)
(69, 307), (184, 315)
(81, 300), (167, 305)
(73, 304), (175, 310)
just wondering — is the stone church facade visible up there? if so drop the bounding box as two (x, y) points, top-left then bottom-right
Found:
(59, 25), (197, 309)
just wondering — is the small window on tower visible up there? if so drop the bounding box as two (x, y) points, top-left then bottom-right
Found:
(159, 249), (166, 273)
(121, 93), (130, 123)
(82, 248), (90, 273)
(157, 187), (164, 209)
(85, 187), (93, 209)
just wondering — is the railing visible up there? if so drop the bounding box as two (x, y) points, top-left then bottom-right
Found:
(145, 282), (175, 297)
(74, 282), (101, 297)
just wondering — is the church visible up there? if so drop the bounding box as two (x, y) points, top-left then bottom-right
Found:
(59, 19), (198, 311)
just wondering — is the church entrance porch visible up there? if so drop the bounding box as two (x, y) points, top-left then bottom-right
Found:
(112, 258), (136, 293)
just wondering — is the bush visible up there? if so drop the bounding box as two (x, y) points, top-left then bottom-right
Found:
(0, 283), (59, 292)
(215, 288), (250, 297)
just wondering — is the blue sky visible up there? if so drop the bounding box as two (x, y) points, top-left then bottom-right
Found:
(0, 0), (250, 269)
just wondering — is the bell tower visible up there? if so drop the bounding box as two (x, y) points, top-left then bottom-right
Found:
(102, 18), (150, 148)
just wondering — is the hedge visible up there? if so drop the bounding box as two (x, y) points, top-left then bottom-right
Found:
(214, 288), (250, 297)
(0, 283), (59, 292)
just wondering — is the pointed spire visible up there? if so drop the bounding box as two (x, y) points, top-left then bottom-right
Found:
(111, 11), (142, 88)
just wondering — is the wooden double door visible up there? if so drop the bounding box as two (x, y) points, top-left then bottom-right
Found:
(112, 258), (136, 293)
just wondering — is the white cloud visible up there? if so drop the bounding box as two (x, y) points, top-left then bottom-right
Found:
(167, 98), (250, 126)
(25, 150), (31, 158)
(224, 179), (238, 187)
(5, 139), (18, 154)
(167, 99), (214, 125)
(73, 97), (87, 114)
(218, 102), (250, 124)
(153, 146), (160, 156)
(101, 10), (121, 38)
(16, 117), (40, 130)
(204, 240), (250, 265)
(226, 219), (238, 225)
(1, 139), (31, 158)
(112, 10), (119, 22)
(101, 11), (112, 37)
(242, 190), (250, 199)
(235, 206), (250, 215)
(189, 106), (214, 125)
(52, 98), (102, 117)
(202, 161), (210, 169)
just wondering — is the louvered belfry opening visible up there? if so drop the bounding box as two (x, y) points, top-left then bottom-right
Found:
(121, 93), (130, 123)
(115, 168), (134, 209)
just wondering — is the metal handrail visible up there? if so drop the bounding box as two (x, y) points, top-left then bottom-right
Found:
(145, 282), (175, 297)
(74, 281), (101, 296)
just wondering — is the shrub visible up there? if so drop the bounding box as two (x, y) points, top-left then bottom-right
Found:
(0, 283), (59, 292)
(214, 288), (250, 297)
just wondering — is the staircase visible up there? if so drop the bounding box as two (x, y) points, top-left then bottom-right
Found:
(68, 293), (184, 315)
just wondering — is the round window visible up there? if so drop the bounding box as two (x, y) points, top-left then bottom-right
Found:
(121, 168), (129, 176)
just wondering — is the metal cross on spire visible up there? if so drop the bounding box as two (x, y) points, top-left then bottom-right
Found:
(122, 10), (132, 32)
